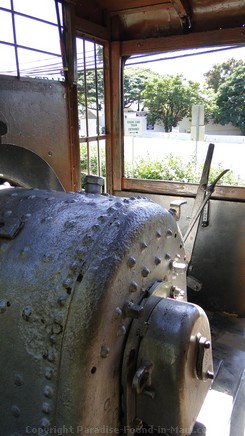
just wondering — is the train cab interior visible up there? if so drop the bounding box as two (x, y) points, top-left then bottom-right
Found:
(0, 1), (245, 435)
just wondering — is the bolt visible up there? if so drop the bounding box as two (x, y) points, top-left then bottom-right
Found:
(42, 402), (51, 414)
(11, 405), (20, 418)
(129, 281), (138, 293)
(170, 285), (185, 299)
(156, 230), (162, 238)
(123, 301), (144, 319)
(117, 325), (126, 336)
(0, 300), (10, 313)
(142, 267), (150, 277)
(127, 256), (136, 268)
(154, 256), (161, 265)
(100, 345), (110, 358)
(43, 385), (54, 399)
(14, 374), (24, 386)
(40, 417), (51, 429)
(22, 306), (32, 320)
(113, 307), (122, 319)
(140, 241), (147, 250)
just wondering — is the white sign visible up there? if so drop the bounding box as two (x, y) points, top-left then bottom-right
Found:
(125, 118), (145, 137)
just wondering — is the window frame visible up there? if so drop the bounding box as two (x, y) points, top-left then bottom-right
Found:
(117, 27), (245, 201)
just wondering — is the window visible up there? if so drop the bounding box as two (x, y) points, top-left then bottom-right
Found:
(123, 45), (245, 189)
(0, 0), (63, 79)
(76, 37), (106, 189)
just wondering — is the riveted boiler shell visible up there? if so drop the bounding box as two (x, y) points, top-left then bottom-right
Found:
(0, 188), (185, 434)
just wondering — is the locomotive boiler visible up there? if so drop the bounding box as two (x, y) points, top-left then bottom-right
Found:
(0, 187), (213, 435)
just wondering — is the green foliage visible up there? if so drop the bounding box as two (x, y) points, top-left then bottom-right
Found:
(213, 65), (245, 134)
(204, 58), (245, 93)
(125, 153), (244, 186)
(77, 69), (104, 113)
(142, 75), (206, 132)
(80, 143), (106, 187)
(123, 67), (160, 110)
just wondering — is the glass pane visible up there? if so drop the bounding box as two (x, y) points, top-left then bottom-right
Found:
(0, 44), (17, 75)
(124, 46), (245, 186)
(0, 10), (14, 43)
(15, 15), (60, 54)
(13, 0), (58, 23)
(0, 0), (11, 10)
(77, 39), (105, 137)
(18, 48), (63, 79)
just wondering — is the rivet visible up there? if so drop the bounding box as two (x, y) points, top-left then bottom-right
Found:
(22, 306), (32, 320)
(40, 417), (51, 429)
(64, 220), (76, 229)
(123, 199), (130, 204)
(82, 235), (92, 246)
(127, 256), (136, 268)
(175, 254), (181, 260)
(0, 299), (10, 313)
(154, 256), (161, 265)
(123, 301), (144, 319)
(140, 241), (147, 250)
(130, 196), (136, 200)
(129, 281), (138, 292)
(63, 277), (74, 289)
(100, 345), (110, 358)
(58, 293), (68, 306)
(47, 350), (55, 363)
(49, 334), (57, 344)
(156, 230), (162, 238)
(42, 402), (51, 414)
(92, 224), (100, 232)
(0, 243), (8, 253)
(11, 405), (20, 417)
(166, 229), (173, 238)
(142, 267), (150, 277)
(165, 253), (171, 260)
(53, 312), (63, 324)
(107, 206), (116, 214)
(21, 213), (32, 221)
(14, 374), (24, 386)
(115, 202), (122, 208)
(76, 248), (85, 259)
(117, 325), (126, 336)
(4, 210), (12, 216)
(43, 385), (54, 399)
(113, 307), (122, 319)
(44, 367), (54, 380)
(19, 246), (30, 258)
(42, 254), (53, 263)
(98, 215), (107, 223)
(70, 261), (80, 272)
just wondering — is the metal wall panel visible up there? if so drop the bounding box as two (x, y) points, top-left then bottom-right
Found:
(118, 191), (245, 316)
(0, 76), (72, 190)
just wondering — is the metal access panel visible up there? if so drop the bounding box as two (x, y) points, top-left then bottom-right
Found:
(0, 76), (72, 190)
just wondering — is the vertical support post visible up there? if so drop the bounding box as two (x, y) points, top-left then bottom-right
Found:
(62, 0), (81, 191)
(110, 41), (123, 192)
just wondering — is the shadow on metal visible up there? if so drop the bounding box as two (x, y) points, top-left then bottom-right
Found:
(0, 143), (64, 191)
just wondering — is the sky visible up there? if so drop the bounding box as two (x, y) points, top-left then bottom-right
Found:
(126, 45), (245, 84)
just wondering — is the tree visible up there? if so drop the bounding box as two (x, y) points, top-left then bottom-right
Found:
(204, 58), (244, 93)
(213, 64), (245, 134)
(142, 74), (205, 132)
(123, 67), (160, 110)
(77, 69), (104, 113)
